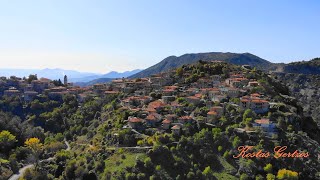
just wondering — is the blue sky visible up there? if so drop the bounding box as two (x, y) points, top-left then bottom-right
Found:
(0, 0), (319, 73)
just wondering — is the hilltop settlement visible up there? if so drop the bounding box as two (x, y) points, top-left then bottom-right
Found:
(0, 61), (319, 180)
(1, 62), (274, 137)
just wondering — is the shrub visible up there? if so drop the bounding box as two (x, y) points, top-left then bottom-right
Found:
(276, 169), (298, 180)
(263, 163), (273, 173)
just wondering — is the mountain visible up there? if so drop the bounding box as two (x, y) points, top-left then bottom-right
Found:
(0, 68), (142, 83)
(130, 52), (272, 78)
(0, 68), (98, 81)
(270, 58), (320, 126)
(71, 69), (142, 83)
(272, 72), (320, 126)
(74, 78), (113, 87)
(103, 69), (142, 78)
(280, 57), (320, 74)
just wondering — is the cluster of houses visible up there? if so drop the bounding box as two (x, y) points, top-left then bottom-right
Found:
(240, 93), (269, 114)
(98, 63), (276, 136)
(0, 75), (90, 102)
(0, 62), (278, 137)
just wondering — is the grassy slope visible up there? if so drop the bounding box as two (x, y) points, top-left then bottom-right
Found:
(103, 152), (238, 179)
(104, 151), (147, 174)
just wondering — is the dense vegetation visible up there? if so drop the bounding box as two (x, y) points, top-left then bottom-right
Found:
(282, 58), (320, 75)
(1, 61), (320, 180)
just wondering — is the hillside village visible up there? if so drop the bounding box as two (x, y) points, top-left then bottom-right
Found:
(0, 61), (279, 139)
(1, 60), (320, 180)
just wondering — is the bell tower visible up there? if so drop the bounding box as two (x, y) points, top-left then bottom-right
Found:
(64, 75), (68, 85)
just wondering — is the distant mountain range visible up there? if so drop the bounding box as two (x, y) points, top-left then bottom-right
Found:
(73, 78), (114, 87)
(0, 68), (97, 81)
(0, 68), (142, 83)
(71, 69), (142, 83)
(1, 52), (319, 87)
(130, 52), (274, 78)
(72, 69), (142, 86)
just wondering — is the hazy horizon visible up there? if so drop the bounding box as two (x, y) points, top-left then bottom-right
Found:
(0, 67), (142, 74)
(0, 51), (318, 74)
(1, 1), (319, 73)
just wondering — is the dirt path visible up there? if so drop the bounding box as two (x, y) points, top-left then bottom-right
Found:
(8, 139), (70, 180)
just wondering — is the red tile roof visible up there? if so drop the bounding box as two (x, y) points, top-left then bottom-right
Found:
(146, 114), (157, 121)
(148, 100), (166, 109)
(186, 88), (197, 92)
(145, 108), (156, 112)
(171, 125), (181, 130)
(129, 117), (143, 123)
(164, 86), (179, 90)
(39, 78), (51, 82)
(163, 89), (174, 92)
(130, 108), (141, 112)
(207, 111), (217, 115)
(255, 118), (270, 124)
(251, 99), (268, 103)
(105, 91), (120, 94)
(251, 93), (261, 97)
(186, 96), (200, 100)
(162, 119), (171, 124)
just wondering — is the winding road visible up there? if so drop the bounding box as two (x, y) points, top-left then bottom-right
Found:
(8, 164), (34, 180)
(8, 138), (177, 180)
(8, 139), (70, 180)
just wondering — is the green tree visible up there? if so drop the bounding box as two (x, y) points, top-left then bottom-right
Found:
(277, 117), (286, 130)
(212, 128), (222, 139)
(53, 79), (63, 86)
(230, 98), (240, 104)
(202, 166), (214, 179)
(27, 74), (38, 84)
(223, 150), (229, 159)
(243, 109), (256, 122)
(240, 173), (250, 180)
(266, 173), (276, 180)
(25, 137), (43, 168)
(21, 167), (48, 180)
(137, 173), (146, 180)
(176, 67), (184, 77)
(0, 130), (17, 153)
(232, 136), (241, 148)
(287, 125), (294, 132)
(187, 171), (195, 179)
(255, 174), (264, 180)
(276, 169), (298, 180)
(263, 163), (273, 173)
